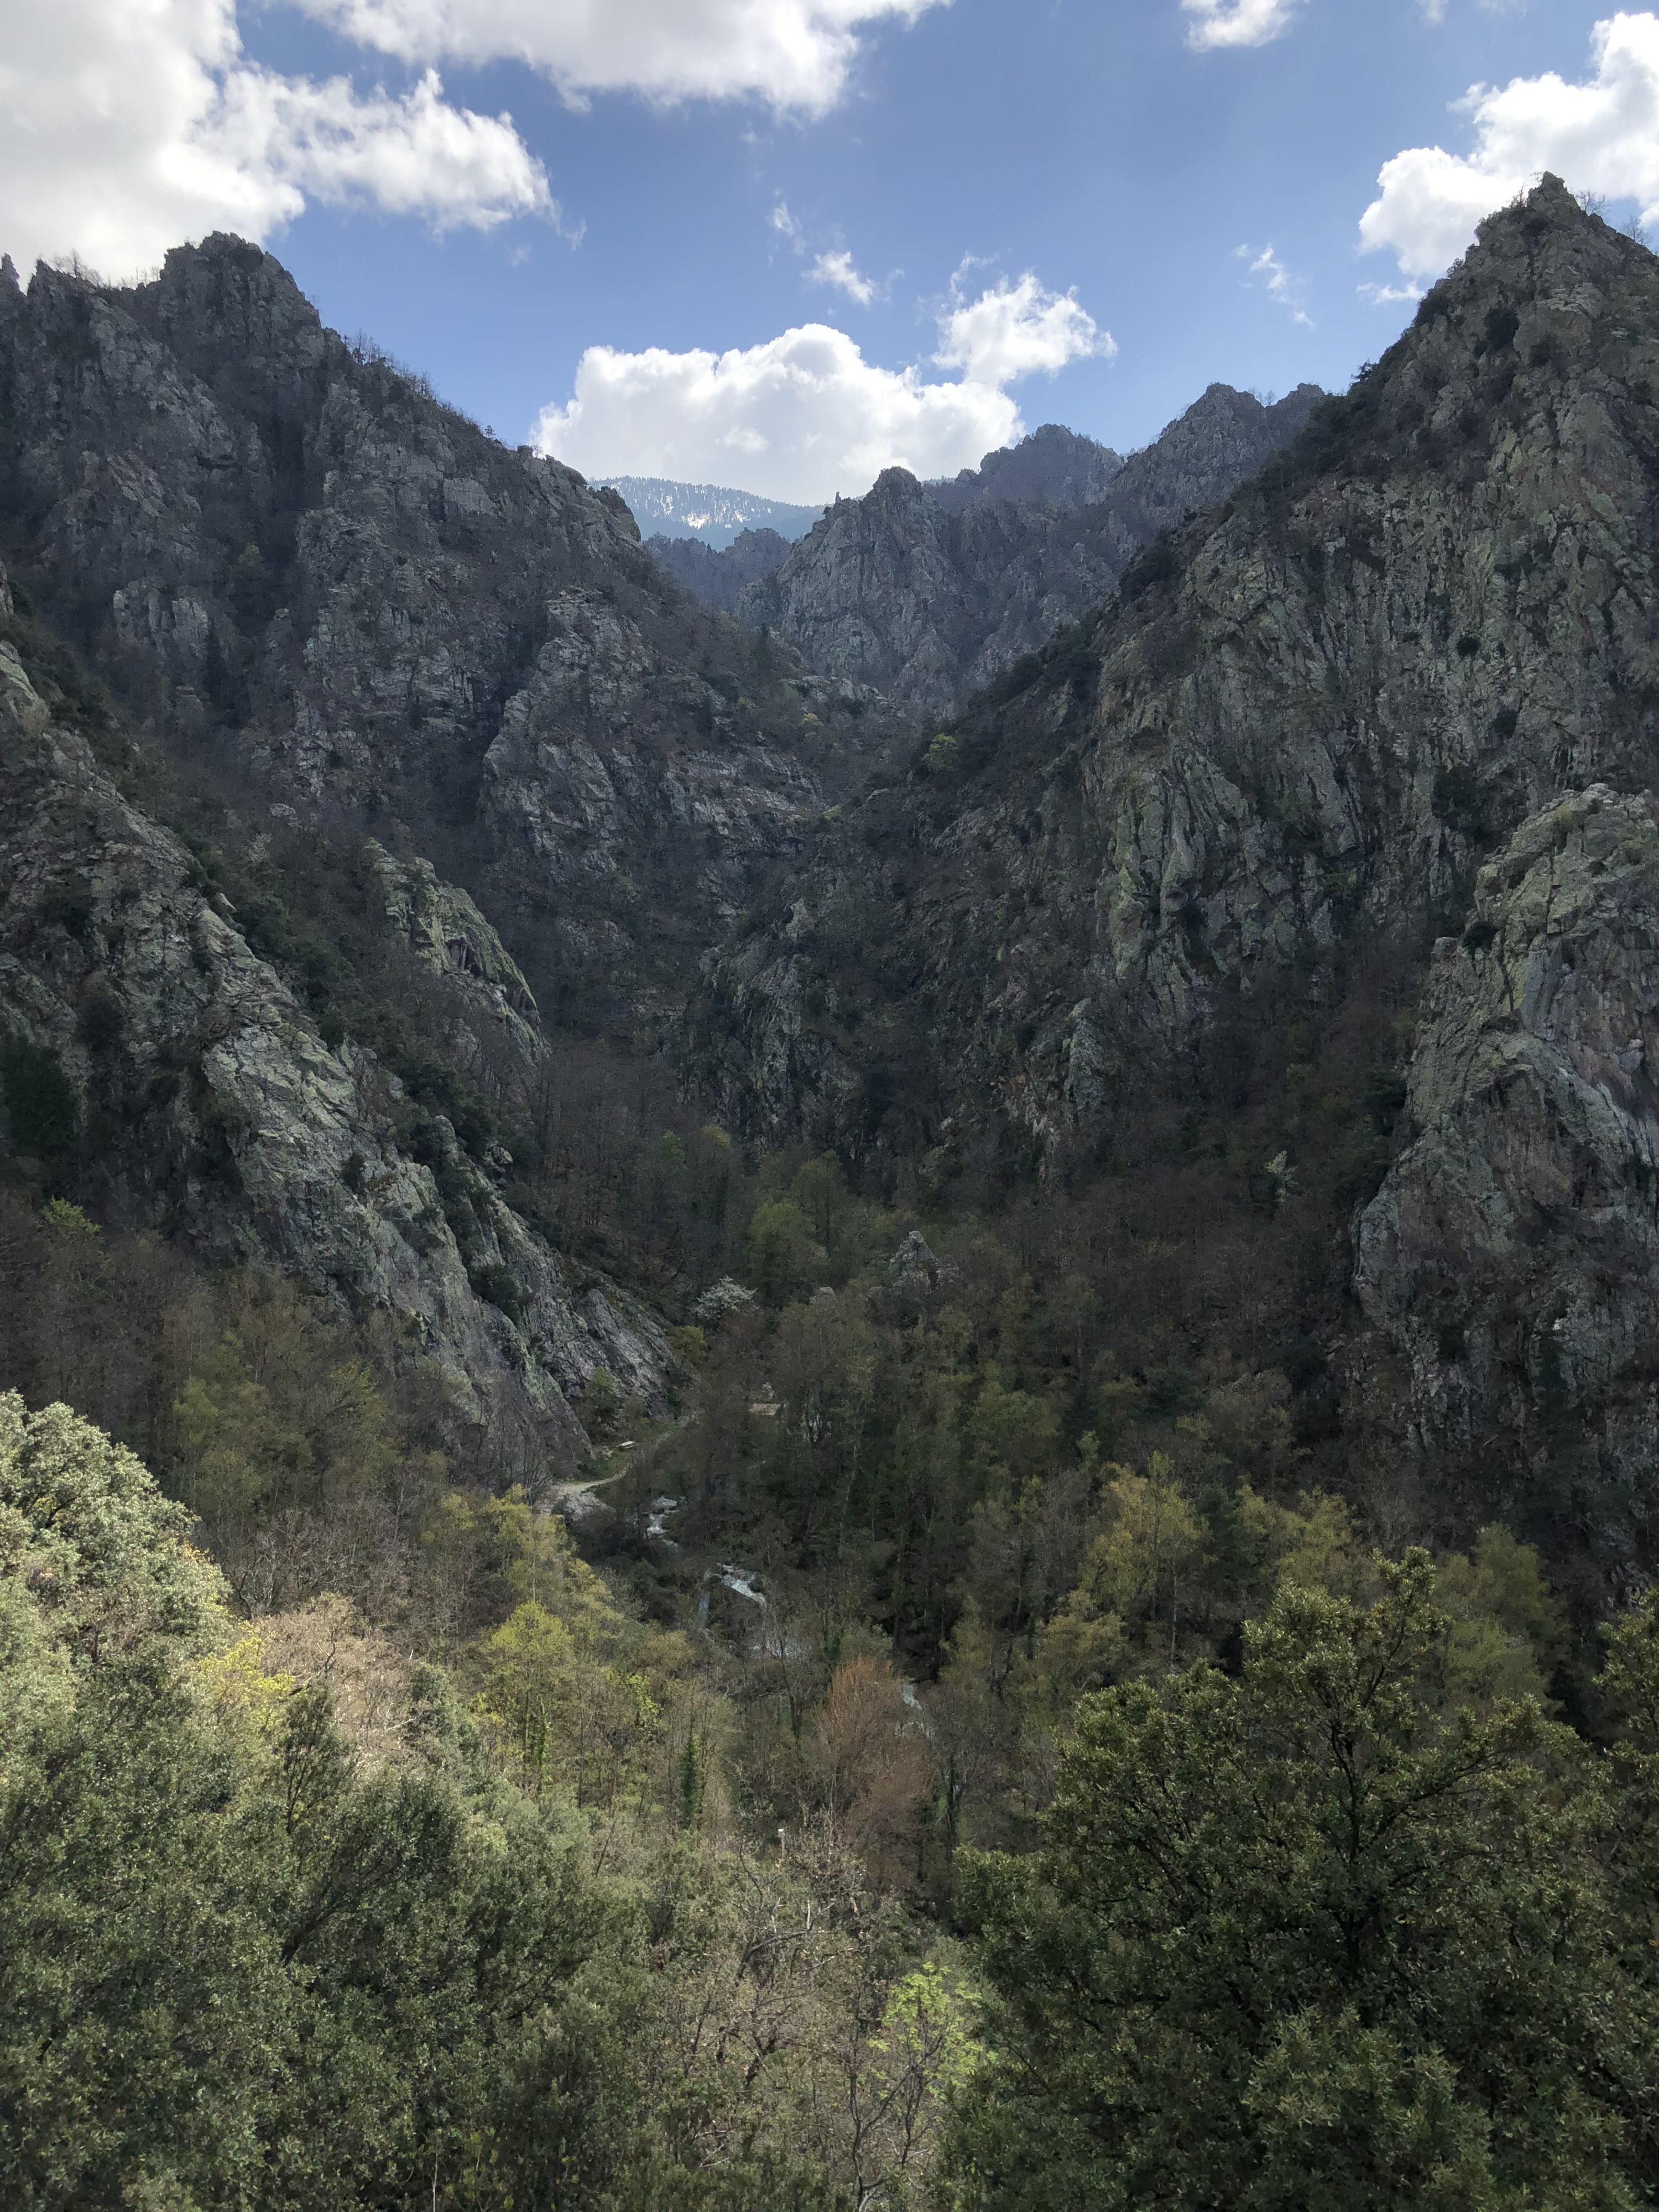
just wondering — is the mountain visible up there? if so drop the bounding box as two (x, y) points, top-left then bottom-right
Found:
(647, 525), (796, 614)
(600, 476), (821, 548)
(0, 591), (665, 1465)
(13, 179), (1659, 2212)
(643, 426), (1131, 622)
(731, 383), (1321, 712)
(928, 420), (1126, 512)
(0, 238), (894, 1025)
(697, 178), (1659, 1548)
(0, 233), (895, 1469)
(9, 183), (1659, 1574)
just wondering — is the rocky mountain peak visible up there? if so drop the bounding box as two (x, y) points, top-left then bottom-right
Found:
(696, 173), (1659, 1528)
(138, 232), (327, 363)
(730, 376), (1323, 710)
(930, 421), (1125, 513)
(0, 236), (894, 1030)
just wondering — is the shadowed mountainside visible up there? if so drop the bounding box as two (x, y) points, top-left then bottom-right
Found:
(695, 180), (1659, 1555)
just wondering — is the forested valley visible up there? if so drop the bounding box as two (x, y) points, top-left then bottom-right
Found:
(9, 180), (1659, 2208)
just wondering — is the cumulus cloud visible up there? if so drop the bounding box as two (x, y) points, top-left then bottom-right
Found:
(1182, 0), (1303, 51)
(535, 272), (1111, 502)
(0, 0), (556, 280)
(1361, 12), (1659, 280)
(534, 325), (1019, 501)
(291, 0), (947, 116)
(933, 270), (1110, 384)
(810, 249), (879, 305)
(1235, 242), (1313, 326)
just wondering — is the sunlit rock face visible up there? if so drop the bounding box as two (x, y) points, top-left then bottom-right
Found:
(1352, 787), (1659, 1555)
(0, 618), (666, 1474)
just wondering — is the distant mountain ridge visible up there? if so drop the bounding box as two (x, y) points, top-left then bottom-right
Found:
(928, 420), (1126, 512)
(647, 527), (796, 614)
(602, 476), (821, 549)
(643, 422), (1135, 614)
(651, 386), (1321, 712)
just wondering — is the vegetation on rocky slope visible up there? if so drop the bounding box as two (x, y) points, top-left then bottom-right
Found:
(7, 177), (1659, 2208)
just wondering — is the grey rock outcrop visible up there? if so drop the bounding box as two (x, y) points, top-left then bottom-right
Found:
(646, 528), (796, 613)
(705, 181), (1659, 1160)
(0, 636), (664, 1472)
(0, 236), (885, 1026)
(735, 385), (1320, 712)
(930, 422), (1125, 514)
(1352, 786), (1659, 1540)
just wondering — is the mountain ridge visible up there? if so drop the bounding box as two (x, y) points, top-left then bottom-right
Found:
(602, 476), (821, 549)
(695, 176), (1659, 1548)
(728, 382), (1320, 712)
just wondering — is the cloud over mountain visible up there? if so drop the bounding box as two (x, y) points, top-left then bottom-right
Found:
(1362, 11), (1659, 281)
(535, 274), (1109, 504)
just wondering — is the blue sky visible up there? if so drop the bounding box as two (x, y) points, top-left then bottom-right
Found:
(4, 0), (1652, 498)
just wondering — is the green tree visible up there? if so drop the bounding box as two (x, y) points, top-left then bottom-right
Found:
(744, 1198), (827, 1307)
(943, 1555), (1651, 2211)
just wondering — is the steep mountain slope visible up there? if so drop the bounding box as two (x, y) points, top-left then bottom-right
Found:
(698, 180), (1659, 1534)
(733, 383), (1320, 711)
(1351, 785), (1659, 1546)
(647, 526), (797, 614)
(0, 596), (664, 1470)
(0, 238), (880, 1029)
(928, 421), (1125, 513)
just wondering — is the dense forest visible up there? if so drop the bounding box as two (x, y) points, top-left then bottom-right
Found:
(7, 961), (1659, 2206)
(8, 180), (1659, 2206)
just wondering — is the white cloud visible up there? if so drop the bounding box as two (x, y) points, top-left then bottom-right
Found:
(1358, 278), (1426, 306)
(771, 199), (805, 245)
(0, 0), (556, 280)
(534, 272), (1112, 502)
(290, 0), (948, 117)
(1361, 12), (1659, 280)
(1235, 242), (1313, 326)
(534, 325), (1020, 502)
(1182, 0), (1303, 51)
(810, 249), (878, 305)
(933, 269), (1110, 384)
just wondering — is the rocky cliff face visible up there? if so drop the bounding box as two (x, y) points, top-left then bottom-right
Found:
(645, 427), (1129, 625)
(1352, 786), (1659, 1555)
(697, 180), (1659, 1519)
(0, 609), (662, 1472)
(0, 237), (881, 1025)
(0, 232), (915, 1473)
(709, 184), (1658, 1147)
(928, 421), (1125, 514)
(647, 528), (797, 615)
(734, 384), (1319, 712)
